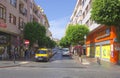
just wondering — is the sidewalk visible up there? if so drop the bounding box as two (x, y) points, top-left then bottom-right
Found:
(0, 60), (30, 68)
(72, 55), (120, 69)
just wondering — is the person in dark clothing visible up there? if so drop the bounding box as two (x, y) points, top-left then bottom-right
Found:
(24, 49), (29, 60)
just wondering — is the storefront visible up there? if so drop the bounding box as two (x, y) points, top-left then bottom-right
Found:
(0, 21), (20, 60)
(0, 32), (10, 60)
(86, 25), (119, 64)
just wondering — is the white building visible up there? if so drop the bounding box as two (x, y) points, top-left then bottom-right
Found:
(70, 0), (99, 31)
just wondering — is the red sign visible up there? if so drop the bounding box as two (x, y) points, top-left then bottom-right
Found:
(24, 40), (30, 45)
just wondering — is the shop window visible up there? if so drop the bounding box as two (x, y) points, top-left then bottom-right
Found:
(0, 4), (6, 22)
(9, 14), (16, 25)
(10, 0), (17, 7)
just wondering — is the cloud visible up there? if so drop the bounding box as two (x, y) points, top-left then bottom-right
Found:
(49, 16), (70, 39)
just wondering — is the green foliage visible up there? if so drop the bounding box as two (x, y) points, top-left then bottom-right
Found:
(24, 22), (46, 47)
(64, 24), (89, 46)
(91, 0), (120, 42)
(24, 22), (56, 48)
(59, 36), (70, 48)
(91, 0), (120, 26)
(42, 36), (56, 48)
(59, 24), (89, 47)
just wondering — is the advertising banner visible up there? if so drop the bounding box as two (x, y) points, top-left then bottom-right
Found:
(95, 46), (100, 57)
(101, 45), (110, 59)
(87, 47), (90, 56)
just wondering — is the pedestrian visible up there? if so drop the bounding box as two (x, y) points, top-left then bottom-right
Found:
(24, 49), (28, 60)
(97, 57), (101, 65)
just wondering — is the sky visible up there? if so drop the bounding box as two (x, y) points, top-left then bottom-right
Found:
(34, 0), (77, 39)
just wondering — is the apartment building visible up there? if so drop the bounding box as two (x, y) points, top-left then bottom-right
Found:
(70, 0), (120, 64)
(0, 0), (52, 59)
(70, 0), (82, 25)
(28, 1), (52, 38)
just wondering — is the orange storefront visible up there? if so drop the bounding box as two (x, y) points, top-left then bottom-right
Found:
(86, 25), (120, 64)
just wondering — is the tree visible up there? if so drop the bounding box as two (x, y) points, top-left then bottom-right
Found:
(59, 36), (70, 48)
(43, 36), (56, 48)
(65, 24), (89, 45)
(91, 0), (120, 41)
(24, 22), (46, 47)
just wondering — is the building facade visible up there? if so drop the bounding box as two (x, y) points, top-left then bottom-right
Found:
(70, 0), (120, 64)
(0, 0), (51, 59)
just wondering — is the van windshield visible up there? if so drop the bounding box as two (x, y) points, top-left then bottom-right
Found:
(37, 50), (46, 54)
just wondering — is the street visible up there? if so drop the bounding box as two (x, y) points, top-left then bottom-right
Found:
(0, 51), (120, 78)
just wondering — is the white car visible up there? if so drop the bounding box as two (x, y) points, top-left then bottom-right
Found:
(62, 48), (70, 56)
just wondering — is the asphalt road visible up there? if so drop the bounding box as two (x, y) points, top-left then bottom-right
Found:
(0, 50), (120, 78)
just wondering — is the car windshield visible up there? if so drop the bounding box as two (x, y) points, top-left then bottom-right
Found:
(37, 50), (46, 54)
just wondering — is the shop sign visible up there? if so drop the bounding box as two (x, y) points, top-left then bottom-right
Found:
(96, 28), (110, 40)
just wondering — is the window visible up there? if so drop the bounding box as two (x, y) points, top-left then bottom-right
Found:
(10, 0), (17, 7)
(9, 14), (16, 25)
(19, 17), (23, 26)
(77, 10), (82, 17)
(19, 17), (24, 30)
(0, 4), (6, 21)
(37, 50), (46, 54)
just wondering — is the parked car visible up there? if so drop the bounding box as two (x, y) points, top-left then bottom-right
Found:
(62, 48), (70, 56)
(35, 48), (50, 62)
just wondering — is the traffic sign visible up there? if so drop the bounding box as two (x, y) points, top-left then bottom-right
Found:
(24, 40), (30, 45)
